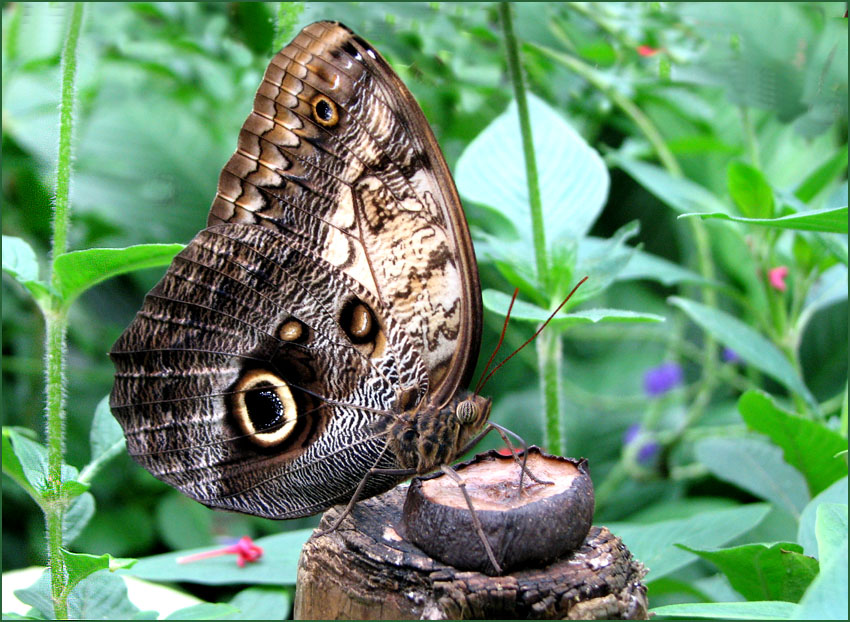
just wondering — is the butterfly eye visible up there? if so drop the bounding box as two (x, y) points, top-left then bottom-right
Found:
(232, 369), (298, 448)
(311, 94), (339, 127)
(455, 399), (478, 425)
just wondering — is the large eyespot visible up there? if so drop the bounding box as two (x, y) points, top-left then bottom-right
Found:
(455, 399), (478, 425)
(311, 94), (339, 127)
(231, 369), (298, 448)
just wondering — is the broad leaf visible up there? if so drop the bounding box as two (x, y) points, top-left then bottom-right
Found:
(483, 289), (664, 327)
(123, 529), (312, 586)
(679, 206), (848, 234)
(728, 161), (774, 219)
(611, 156), (727, 214)
(694, 437), (809, 518)
(798, 477), (847, 559)
(606, 503), (770, 581)
(60, 550), (137, 596)
(52, 244), (183, 305)
(793, 503), (848, 620)
(456, 93), (609, 245)
(228, 587), (292, 620)
(669, 297), (818, 410)
(165, 603), (239, 620)
(651, 601), (798, 620)
(738, 391), (847, 497)
(677, 542), (818, 602)
(1, 236), (52, 306)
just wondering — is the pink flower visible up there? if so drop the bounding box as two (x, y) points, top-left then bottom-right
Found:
(637, 45), (659, 57)
(768, 266), (789, 292)
(177, 536), (263, 568)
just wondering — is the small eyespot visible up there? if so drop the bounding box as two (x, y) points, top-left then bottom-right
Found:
(456, 400), (478, 425)
(340, 299), (377, 344)
(279, 319), (307, 343)
(311, 94), (339, 127)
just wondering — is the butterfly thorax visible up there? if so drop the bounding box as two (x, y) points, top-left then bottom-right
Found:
(388, 392), (492, 474)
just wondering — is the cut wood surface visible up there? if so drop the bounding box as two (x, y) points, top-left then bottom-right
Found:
(294, 479), (648, 619)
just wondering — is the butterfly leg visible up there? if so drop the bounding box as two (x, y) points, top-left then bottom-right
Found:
(315, 462), (417, 537)
(488, 422), (553, 492)
(439, 464), (503, 575)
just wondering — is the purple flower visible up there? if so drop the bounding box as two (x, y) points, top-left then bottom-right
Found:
(643, 362), (683, 396)
(637, 441), (661, 465)
(722, 347), (740, 363)
(622, 423), (642, 445)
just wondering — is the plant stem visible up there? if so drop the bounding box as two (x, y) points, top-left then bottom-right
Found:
(45, 3), (84, 619)
(499, 2), (548, 286)
(500, 2), (564, 453)
(538, 330), (564, 453)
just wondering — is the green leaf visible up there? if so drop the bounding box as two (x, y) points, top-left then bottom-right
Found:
(651, 600), (798, 619)
(3, 427), (50, 494)
(80, 396), (126, 484)
(52, 244), (183, 305)
(2, 427), (42, 503)
(15, 569), (141, 620)
(456, 93), (609, 244)
(610, 244), (715, 287)
(795, 149), (849, 204)
(122, 529), (313, 586)
(483, 289), (665, 327)
(60, 479), (90, 498)
(815, 503), (848, 567)
(60, 550), (137, 597)
(794, 503), (848, 620)
(1, 235), (52, 306)
(798, 478), (848, 559)
(606, 503), (771, 581)
(738, 391), (848, 497)
(799, 263), (848, 331)
(165, 603), (239, 620)
(677, 542), (818, 602)
(228, 587), (291, 620)
(90, 396), (125, 462)
(694, 437), (809, 519)
(64, 492), (96, 547)
(612, 155), (728, 214)
(679, 206), (848, 233)
(669, 297), (818, 410)
(728, 161), (775, 218)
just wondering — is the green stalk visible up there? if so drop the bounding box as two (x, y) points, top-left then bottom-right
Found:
(499, 2), (548, 286)
(44, 3), (84, 619)
(499, 3), (564, 453)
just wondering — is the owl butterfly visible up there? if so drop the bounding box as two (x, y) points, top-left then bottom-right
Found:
(109, 21), (525, 547)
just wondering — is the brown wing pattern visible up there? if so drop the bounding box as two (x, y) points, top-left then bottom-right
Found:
(209, 21), (481, 402)
(111, 224), (425, 517)
(109, 21), (484, 518)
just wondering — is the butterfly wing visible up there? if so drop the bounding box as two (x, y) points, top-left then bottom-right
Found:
(209, 21), (482, 402)
(110, 22), (482, 518)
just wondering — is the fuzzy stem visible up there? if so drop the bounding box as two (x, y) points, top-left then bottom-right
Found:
(45, 3), (84, 619)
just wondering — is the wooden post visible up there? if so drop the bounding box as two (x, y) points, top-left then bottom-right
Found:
(294, 485), (648, 619)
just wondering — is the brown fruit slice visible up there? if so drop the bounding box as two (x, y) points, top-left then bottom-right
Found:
(401, 446), (595, 575)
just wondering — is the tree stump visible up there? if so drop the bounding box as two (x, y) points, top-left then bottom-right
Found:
(294, 452), (648, 620)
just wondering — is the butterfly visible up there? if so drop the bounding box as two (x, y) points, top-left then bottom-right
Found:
(109, 21), (502, 524)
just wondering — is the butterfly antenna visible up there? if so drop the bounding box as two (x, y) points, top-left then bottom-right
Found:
(473, 288), (520, 395)
(477, 276), (589, 393)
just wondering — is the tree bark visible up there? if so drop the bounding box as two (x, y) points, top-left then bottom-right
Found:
(294, 486), (648, 619)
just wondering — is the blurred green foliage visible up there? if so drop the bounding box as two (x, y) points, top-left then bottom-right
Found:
(2, 2), (847, 619)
